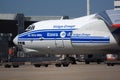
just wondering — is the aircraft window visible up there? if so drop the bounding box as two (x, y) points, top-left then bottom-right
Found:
(25, 25), (35, 31)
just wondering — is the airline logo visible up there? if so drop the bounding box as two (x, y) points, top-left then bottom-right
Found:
(60, 31), (66, 38)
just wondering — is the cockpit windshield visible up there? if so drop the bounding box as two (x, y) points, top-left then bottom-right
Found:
(25, 25), (35, 31)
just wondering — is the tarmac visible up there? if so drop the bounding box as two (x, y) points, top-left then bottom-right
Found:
(0, 63), (120, 80)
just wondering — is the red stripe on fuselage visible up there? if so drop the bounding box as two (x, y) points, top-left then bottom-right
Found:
(112, 24), (120, 28)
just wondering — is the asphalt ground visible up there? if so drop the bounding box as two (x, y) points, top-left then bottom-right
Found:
(0, 63), (120, 80)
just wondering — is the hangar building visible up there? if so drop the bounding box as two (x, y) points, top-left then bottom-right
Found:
(0, 13), (68, 60)
(0, 13), (66, 46)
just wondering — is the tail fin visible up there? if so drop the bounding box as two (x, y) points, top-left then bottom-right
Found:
(112, 28), (120, 46)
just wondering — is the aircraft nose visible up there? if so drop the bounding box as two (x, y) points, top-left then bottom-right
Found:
(13, 36), (18, 45)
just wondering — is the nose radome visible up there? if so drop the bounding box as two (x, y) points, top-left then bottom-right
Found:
(13, 36), (18, 45)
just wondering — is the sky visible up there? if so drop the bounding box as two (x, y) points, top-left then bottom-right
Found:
(0, 0), (114, 18)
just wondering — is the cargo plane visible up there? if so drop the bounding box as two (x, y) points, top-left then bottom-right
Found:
(13, 10), (120, 55)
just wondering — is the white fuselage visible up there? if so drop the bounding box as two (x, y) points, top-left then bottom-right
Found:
(13, 14), (120, 55)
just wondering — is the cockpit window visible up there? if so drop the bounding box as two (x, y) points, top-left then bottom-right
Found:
(25, 25), (35, 31)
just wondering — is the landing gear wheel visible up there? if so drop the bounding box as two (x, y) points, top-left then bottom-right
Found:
(34, 64), (41, 67)
(63, 62), (69, 67)
(13, 65), (19, 68)
(64, 57), (76, 64)
(44, 64), (48, 67)
(55, 64), (61, 67)
(85, 61), (90, 64)
(4, 64), (11, 68)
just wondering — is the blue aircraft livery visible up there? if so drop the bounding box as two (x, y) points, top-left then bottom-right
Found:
(18, 29), (73, 41)
(18, 29), (110, 44)
(71, 34), (110, 43)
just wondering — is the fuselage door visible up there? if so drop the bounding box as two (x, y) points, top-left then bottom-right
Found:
(55, 31), (66, 48)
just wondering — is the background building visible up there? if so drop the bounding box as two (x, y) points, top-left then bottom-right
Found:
(114, 0), (120, 10)
(0, 13), (69, 60)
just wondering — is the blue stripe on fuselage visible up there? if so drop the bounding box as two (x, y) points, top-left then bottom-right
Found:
(71, 36), (110, 43)
(18, 29), (73, 41)
(18, 29), (110, 44)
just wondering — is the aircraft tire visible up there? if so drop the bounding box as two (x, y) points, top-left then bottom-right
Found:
(44, 64), (48, 67)
(34, 64), (41, 67)
(13, 65), (19, 68)
(85, 61), (90, 64)
(63, 63), (69, 67)
(55, 64), (61, 67)
(4, 64), (11, 68)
